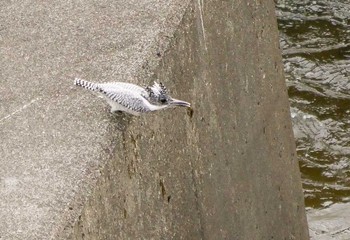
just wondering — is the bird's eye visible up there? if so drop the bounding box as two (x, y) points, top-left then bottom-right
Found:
(160, 98), (167, 103)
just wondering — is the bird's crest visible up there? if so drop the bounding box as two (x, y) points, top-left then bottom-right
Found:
(145, 82), (170, 105)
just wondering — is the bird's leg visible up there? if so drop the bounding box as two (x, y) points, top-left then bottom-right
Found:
(109, 110), (132, 131)
(111, 109), (124, 116)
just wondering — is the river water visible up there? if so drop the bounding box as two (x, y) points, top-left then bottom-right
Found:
(275, 0), (350, 209)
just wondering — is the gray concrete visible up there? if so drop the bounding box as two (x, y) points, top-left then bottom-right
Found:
(0, 0), (309, 239)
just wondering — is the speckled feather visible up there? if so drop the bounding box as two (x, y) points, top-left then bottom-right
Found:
(74, 78), (151, 115)
(74, 78), (191, 116)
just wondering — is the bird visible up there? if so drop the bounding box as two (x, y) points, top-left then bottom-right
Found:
(74, 78), (191, 116)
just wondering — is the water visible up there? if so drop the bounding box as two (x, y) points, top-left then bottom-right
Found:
(276, 0), (350, 209)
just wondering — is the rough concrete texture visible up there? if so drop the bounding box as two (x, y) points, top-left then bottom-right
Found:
(0, 0), (309, 239)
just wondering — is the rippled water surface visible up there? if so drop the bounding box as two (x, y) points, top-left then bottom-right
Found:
(276, 0), (350, 209)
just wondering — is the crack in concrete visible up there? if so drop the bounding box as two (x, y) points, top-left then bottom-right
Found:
(0, 98), (41, 124)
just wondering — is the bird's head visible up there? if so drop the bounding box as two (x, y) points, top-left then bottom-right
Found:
(145, 82), (191, 108)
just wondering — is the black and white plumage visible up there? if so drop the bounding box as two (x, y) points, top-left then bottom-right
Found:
(74, 78), (191, 116)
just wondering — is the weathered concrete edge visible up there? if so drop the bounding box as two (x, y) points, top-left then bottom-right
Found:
(1, 1), (196, 239)
(52, 2), (193, 239)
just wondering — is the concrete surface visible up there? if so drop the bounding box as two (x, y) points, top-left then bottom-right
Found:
(0, 0), (309, 239)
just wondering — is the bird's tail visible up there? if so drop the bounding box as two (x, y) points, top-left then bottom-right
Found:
(74, 78), (100, 92)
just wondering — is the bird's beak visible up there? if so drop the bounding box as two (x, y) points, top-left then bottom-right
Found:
(169, 98), (191, 108)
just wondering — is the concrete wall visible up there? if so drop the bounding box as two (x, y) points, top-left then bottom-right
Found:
(0, 0), (309, 239)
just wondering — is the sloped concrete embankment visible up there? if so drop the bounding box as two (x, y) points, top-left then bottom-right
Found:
(0, 0), (309, 239)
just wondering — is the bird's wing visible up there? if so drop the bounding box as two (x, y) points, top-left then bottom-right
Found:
(99, 87), (150, 113)
(98, 82), (145, 94)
